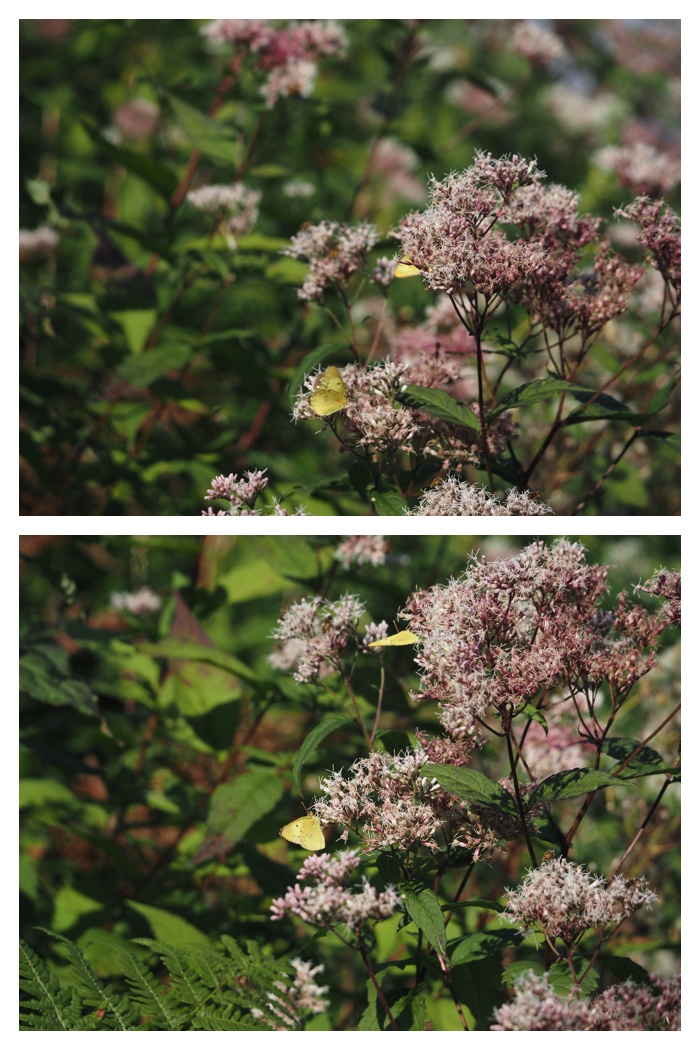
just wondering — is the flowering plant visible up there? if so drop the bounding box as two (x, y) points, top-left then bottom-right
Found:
(20, 19), (678, 515)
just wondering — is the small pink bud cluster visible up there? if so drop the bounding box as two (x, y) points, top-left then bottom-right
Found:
(595, 143), (680, 198)
(187, 183), (261, 246)
(202, 468), (308, 516)
(110, 586), (161, 615)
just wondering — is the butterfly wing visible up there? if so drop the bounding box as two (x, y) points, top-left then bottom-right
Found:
(369, 630), (419, 647)
(394, 256), (422, 279)
(309, 366), (347, 416)
(279, 815), (325, 850)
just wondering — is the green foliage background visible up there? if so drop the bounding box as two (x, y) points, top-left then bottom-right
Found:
(20, 534), (680, 1029)
(20, 19), (680, 515)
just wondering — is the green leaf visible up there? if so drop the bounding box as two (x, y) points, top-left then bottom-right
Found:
(490, 376), (578, 416)
(370, 489), (408, 515)
(421, 763), (518, 817)
(529, 767), (626, 805)
(398, 385), (480, 430)
(167, 93), (238, 165)
(19, 652), (103, 722)
(137, 640), (258, 684)
(450, 929), (521, 966)
(599, 737), (678, 779)
(110, 309), (157, 355)
(491, 376), (637, 423)
(287, 343), (350, 403)
(81, 119), (178, 197)
(400, 883), (448, 961)
(519, 704), (548, 734)
(116, 343), (192, 386)
(292, 714), (354, 794)
(205, 768), (285, 847)
(126, 901), (210, 946)
(598, 953), (653, 985)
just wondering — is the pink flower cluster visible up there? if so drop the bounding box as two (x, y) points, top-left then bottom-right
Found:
(502, 856), (657, 946)
(395, 153), (546, 302)
(406, 477), (552, 516)
(270, 851), (401, 935)
(334, 535), (388, 569)
(250, 957), (329, 1030)
(269, 593), (365, 682)
(202, 20), (347, 108)
(187, 183), (261, 245)
(491, 969), (680, 1031)
(283, 221), (378, 301)
(202, 468), (308, 516)
(616, 196), (680, 301)
(401, 540), (668, 731)
(313, 748), (496, 860)
(595, 142), (680, 198)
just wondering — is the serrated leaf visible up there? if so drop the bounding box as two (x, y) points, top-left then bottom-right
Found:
(450, 929), (521, 966)
(400, 884), (448, 961)
(529, 767), (625, 805)
(167, 93), (238, 165)
(421, 763), (518, 817)
(370, 490), (408, 515)
(519, 704), (548, 734)
(598, 953), (653, 985)
(205, 768), (285, 847)
(292, 714), (353, 794)
(600, 737), (678, 778)
(399, 385), (480, 429)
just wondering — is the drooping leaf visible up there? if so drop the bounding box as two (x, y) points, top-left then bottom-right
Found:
(421, 763), (518, 817)
(400, 883), (448, 962)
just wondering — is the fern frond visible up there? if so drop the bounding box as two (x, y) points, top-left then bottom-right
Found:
(111, 943), (183, 1031)
(40, 929), (138, 1031)
(20, 939), (84, 1031)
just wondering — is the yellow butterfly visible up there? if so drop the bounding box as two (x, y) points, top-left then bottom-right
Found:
(309, 366), (347, 417)
(394, 255), (422, 279)
(369, 630), (419, 647)
(279, 814), (326, 851)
